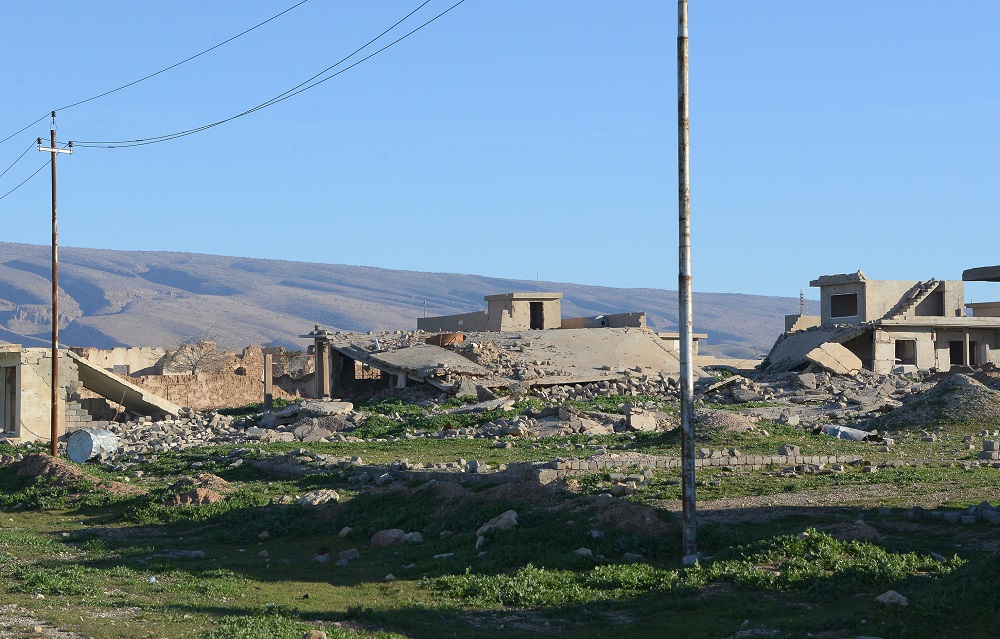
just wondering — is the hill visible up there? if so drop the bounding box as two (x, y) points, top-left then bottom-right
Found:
(0, 241), (815, 356)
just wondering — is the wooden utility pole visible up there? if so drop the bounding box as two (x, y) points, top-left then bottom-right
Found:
(36, 112), (72, 457)
(677, 0), (698, 561)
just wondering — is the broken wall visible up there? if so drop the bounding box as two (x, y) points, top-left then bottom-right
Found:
(561, 313), (647, 330)
(129, 371), (312, 410)
(416, 311), (489, 333)
(71, 346), (167, 376)
(485, 298), (561, 331)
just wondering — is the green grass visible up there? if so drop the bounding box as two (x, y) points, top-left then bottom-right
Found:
(431, 530), (963, 607)
(3, 390), (1000, 638)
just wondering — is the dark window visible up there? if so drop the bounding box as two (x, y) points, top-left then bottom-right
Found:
(894, 340), (916, 366)
(830, 293), (859, 318)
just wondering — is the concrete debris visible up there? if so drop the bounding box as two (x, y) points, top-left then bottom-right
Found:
(805, 343), (863, 376)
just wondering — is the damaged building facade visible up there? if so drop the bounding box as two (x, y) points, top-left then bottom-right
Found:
(0, 345), (180, 443)
(417, 292), (647, 332)
(766, 268), (1000, 375)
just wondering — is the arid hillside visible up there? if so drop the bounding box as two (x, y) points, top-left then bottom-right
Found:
(0, 241), (815, 356)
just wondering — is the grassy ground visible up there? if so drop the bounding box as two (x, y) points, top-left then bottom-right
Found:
(2, 397), (1000, 638)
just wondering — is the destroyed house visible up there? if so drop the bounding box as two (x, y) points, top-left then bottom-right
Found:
(766, 269), (1000, 374)
(0, 344), (179, 443)
(417, 292), (646, 333)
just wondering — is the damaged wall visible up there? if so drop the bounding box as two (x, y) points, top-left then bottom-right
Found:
(560, 313), (646, 329)
(129, 371), (312, 410)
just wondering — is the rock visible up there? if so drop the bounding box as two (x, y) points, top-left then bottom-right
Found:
(402, 532), (424, 543)
(301, 631), (327, 639)
(476, 510), (519, 537)
(297, 489), (340, 507)
(298, 400), (354, 417)
(622, 552), (644, 563)
(311, 553), (330, 564)
(777, 444), (800, 456)
(625, 407), (658, 432)
(875, 589), (908, 606)
(385, 574), (397, 581)
(370, 529), (406, 547)
(338, 526), (352, 537)
(575, 547), (593, 556)
(258, 531), (270, 541)
(335, 559), (349, 567)
(258, 550), (268, 559)
(292, 423), (335, 442)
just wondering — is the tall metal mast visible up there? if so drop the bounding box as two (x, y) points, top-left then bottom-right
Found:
(677, 0), (698, 561)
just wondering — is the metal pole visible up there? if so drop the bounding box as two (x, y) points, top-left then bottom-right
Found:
(49, 113), (59, 457)
(677, 0), (698, 561)
(36, 113), (71, 457)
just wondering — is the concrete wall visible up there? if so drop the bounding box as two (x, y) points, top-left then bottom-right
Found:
(819, 281), (867, 325)
(486, 298), (562, 331)
(785, 315), (821, 333)
(416, 311), (489, 333)
(71, 346), (167, 376)
(862, 280), (919, 322)
(873, 328), (938, 374)
(129, 372), (311, 410)
(561, 313), (647, 330)
(15, 349), (80, 442)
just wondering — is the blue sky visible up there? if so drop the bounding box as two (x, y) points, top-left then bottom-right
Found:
(1, 1), (998, 300)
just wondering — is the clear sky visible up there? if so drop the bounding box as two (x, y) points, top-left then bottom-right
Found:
(1, 1), (998, 300)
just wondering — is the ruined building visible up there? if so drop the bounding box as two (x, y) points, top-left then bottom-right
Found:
(766, 268), (1000, 374)
(417, 292), (646, 332)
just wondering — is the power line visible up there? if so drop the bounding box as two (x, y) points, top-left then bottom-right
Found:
(0, 140), (36, 181)
(73, 0), (466, 149)
(0, 158), (51, 202)
(0, 0), (312, 147)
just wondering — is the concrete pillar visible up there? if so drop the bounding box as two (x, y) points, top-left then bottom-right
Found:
(396, 373), (407, 389)
(263, 353), (273, 410)
(314, 338), (331, 399)
(964, 330), (971, 366)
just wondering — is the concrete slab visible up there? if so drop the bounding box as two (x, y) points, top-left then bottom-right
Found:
(963, 265), (1000, 282)
(68, 351), (180, 417)
(805, 342), (863, 375)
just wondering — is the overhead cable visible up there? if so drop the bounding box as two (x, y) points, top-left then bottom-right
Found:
(73, 0), (466, 149)
(0, 140), (36, 181)
(0, 0), (312, 147)
(0, 159), (51, 202)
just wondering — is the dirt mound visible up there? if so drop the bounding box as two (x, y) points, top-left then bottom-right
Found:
(872, 374), (1000, 429)
(169, 473), (231, 493)
(591, 496), (674, 535)
(695, 409), (759, 439)
(168, 488), (225, 506)
(12, 454), (139, 496)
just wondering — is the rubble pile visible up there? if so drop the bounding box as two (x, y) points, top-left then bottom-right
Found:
(871, 374), (1000, 429)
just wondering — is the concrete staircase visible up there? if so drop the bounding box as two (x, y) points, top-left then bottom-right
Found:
(884, 279), (939, 320)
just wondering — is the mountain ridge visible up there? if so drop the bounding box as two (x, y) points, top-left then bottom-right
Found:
(0, 241), (816, 357)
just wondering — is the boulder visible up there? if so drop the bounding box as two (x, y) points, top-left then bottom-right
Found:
(297, 489), (340, 507)
(370, 528), (406, 547)
(298, 401), (354, 417)
(476, 510), (518, 537)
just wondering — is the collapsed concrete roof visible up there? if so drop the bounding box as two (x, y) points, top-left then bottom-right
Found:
(68, 351), (181, 418)
(329, 328), (705, 393)
(963, 265), (1000, 282)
